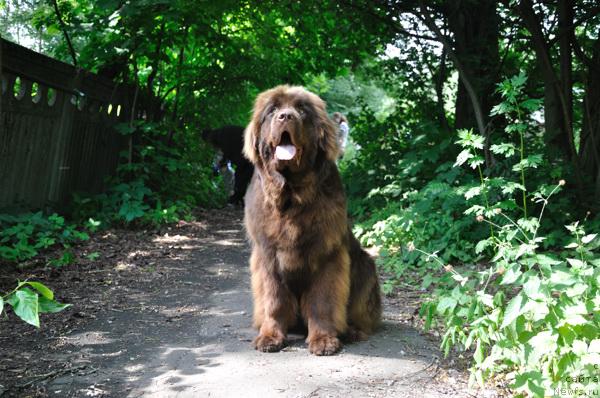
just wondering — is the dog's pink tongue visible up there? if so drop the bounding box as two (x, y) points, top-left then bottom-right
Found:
(275, 145), (296, 160)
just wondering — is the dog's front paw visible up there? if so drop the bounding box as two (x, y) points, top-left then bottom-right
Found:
(307, 335), (341, 356)
(254, 333), (285, 352)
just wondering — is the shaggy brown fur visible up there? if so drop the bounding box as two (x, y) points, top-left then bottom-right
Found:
(243, 85), (381, 356)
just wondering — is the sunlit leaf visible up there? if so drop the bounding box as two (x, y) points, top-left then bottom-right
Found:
(582, 234), (597, 244)
(10, 288), (40, 328)
(501, 292), (524, 329)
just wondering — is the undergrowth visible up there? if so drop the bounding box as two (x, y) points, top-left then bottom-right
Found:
(344, 74), (600, 397)
(1, 120), (227, 326)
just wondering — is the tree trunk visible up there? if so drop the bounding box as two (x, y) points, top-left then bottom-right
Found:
(580, 36), (600, 207)
(518, 0), (587, 201)
(445, 0), (500, 134)
(558, 0), (574, 155)
(518, 0), (573, 160)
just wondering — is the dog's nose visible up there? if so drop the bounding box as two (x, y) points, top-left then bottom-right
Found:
(276, 109), (295, 121)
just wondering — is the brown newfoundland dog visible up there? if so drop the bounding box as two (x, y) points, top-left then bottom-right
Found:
(243, 85), (381, 356)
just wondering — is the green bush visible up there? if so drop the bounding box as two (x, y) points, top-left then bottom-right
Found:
(348, 73), (599, 397)
(72, 120), (227, 227)
(0, 212), (89, 263)
(353, 173), (486, 292)
(412, 74), (600, 397)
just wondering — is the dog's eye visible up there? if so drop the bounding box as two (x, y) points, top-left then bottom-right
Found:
(262, 106), (277, 123)
(297, 105), (307, 118)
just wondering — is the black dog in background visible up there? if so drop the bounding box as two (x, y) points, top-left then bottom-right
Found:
(202, 125), (254, 204)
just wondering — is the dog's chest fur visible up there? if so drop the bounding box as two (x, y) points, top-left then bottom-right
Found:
(246, 164), (349, 274)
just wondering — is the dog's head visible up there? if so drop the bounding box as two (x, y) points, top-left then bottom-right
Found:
(243, 86), (339, 173)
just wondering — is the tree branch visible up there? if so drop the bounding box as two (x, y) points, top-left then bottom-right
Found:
(50, 0), (77, 67)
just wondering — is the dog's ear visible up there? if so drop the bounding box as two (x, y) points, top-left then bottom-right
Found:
(243, 120), (259, 164)
(244, 91), (271, 164)
(314, 97), (341, 161)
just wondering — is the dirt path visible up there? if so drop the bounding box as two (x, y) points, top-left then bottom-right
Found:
(0, 209), (499, 397)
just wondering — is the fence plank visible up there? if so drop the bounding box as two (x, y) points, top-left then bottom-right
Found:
(0, 38), (158, 210)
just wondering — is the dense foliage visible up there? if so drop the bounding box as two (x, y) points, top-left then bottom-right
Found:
(2, 1), (600, 396)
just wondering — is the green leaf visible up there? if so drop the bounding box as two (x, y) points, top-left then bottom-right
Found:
(524, 332), (556, 376)
(500, 265), (522, 285)
(567, 258), (586, 268)
(513, 370), (545, 397)
(474, 340), (484, 364)
(559, 303), (589, 326)
(490, 143), (516, 157)
(582, 234), (597, 244)
(454, 149), (473, 167)
(523, 276), (545, 300)
(38, 296), (71, 313)
(475, 239), (490, 254)
(436, 296), (457, 314)
(476, 291), (494, 308)
(468, 156), (484, 169)
(490, 102), (510, 116)
(25, 281), (54, 300)
(512, 71), (528, 88)
(522, 300), (549, 321)
(558, 325), (576, 345)
(515, 243), (535, 259)
(517, 217), (539, 234)
(464, 205), (485, 215)
(500, 182), (525, 195)
(520, 98), (542, 112)
(11, 288), (40, 327)
(535, 254), (562, 266)
(565, 283), (587, 298)
(501, 292), (524, 329)
(548, 267), (577, 288)
(512, 154), (543, 172)
(464, 186), (482, 200)
(572, 340), (588, 356)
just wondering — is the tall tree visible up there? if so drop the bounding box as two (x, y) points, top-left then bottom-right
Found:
(444, 0), (500, 136)
(579, 35), (600, 203)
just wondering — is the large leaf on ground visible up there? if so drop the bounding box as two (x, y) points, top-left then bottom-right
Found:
(8, 288), (40, 327)
(38, 296), (71, 313)
(25, 281), (54, 300)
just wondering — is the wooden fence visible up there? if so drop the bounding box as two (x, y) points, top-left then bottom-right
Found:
(0, 38), (158, 210)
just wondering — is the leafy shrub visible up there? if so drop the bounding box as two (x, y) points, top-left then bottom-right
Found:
(412, 74), (600, 397)
(0, 212), (89, 263)
(72, 120), (226, 226)
(349, 72), (599, 396)
(420, 192), (599, 397)
(344, 104), (486, 290)
(353, 171), (486, 290)
(340, 97), (456, 218)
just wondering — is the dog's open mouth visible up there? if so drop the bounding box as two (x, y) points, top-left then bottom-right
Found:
(274, 131), (297, 161)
